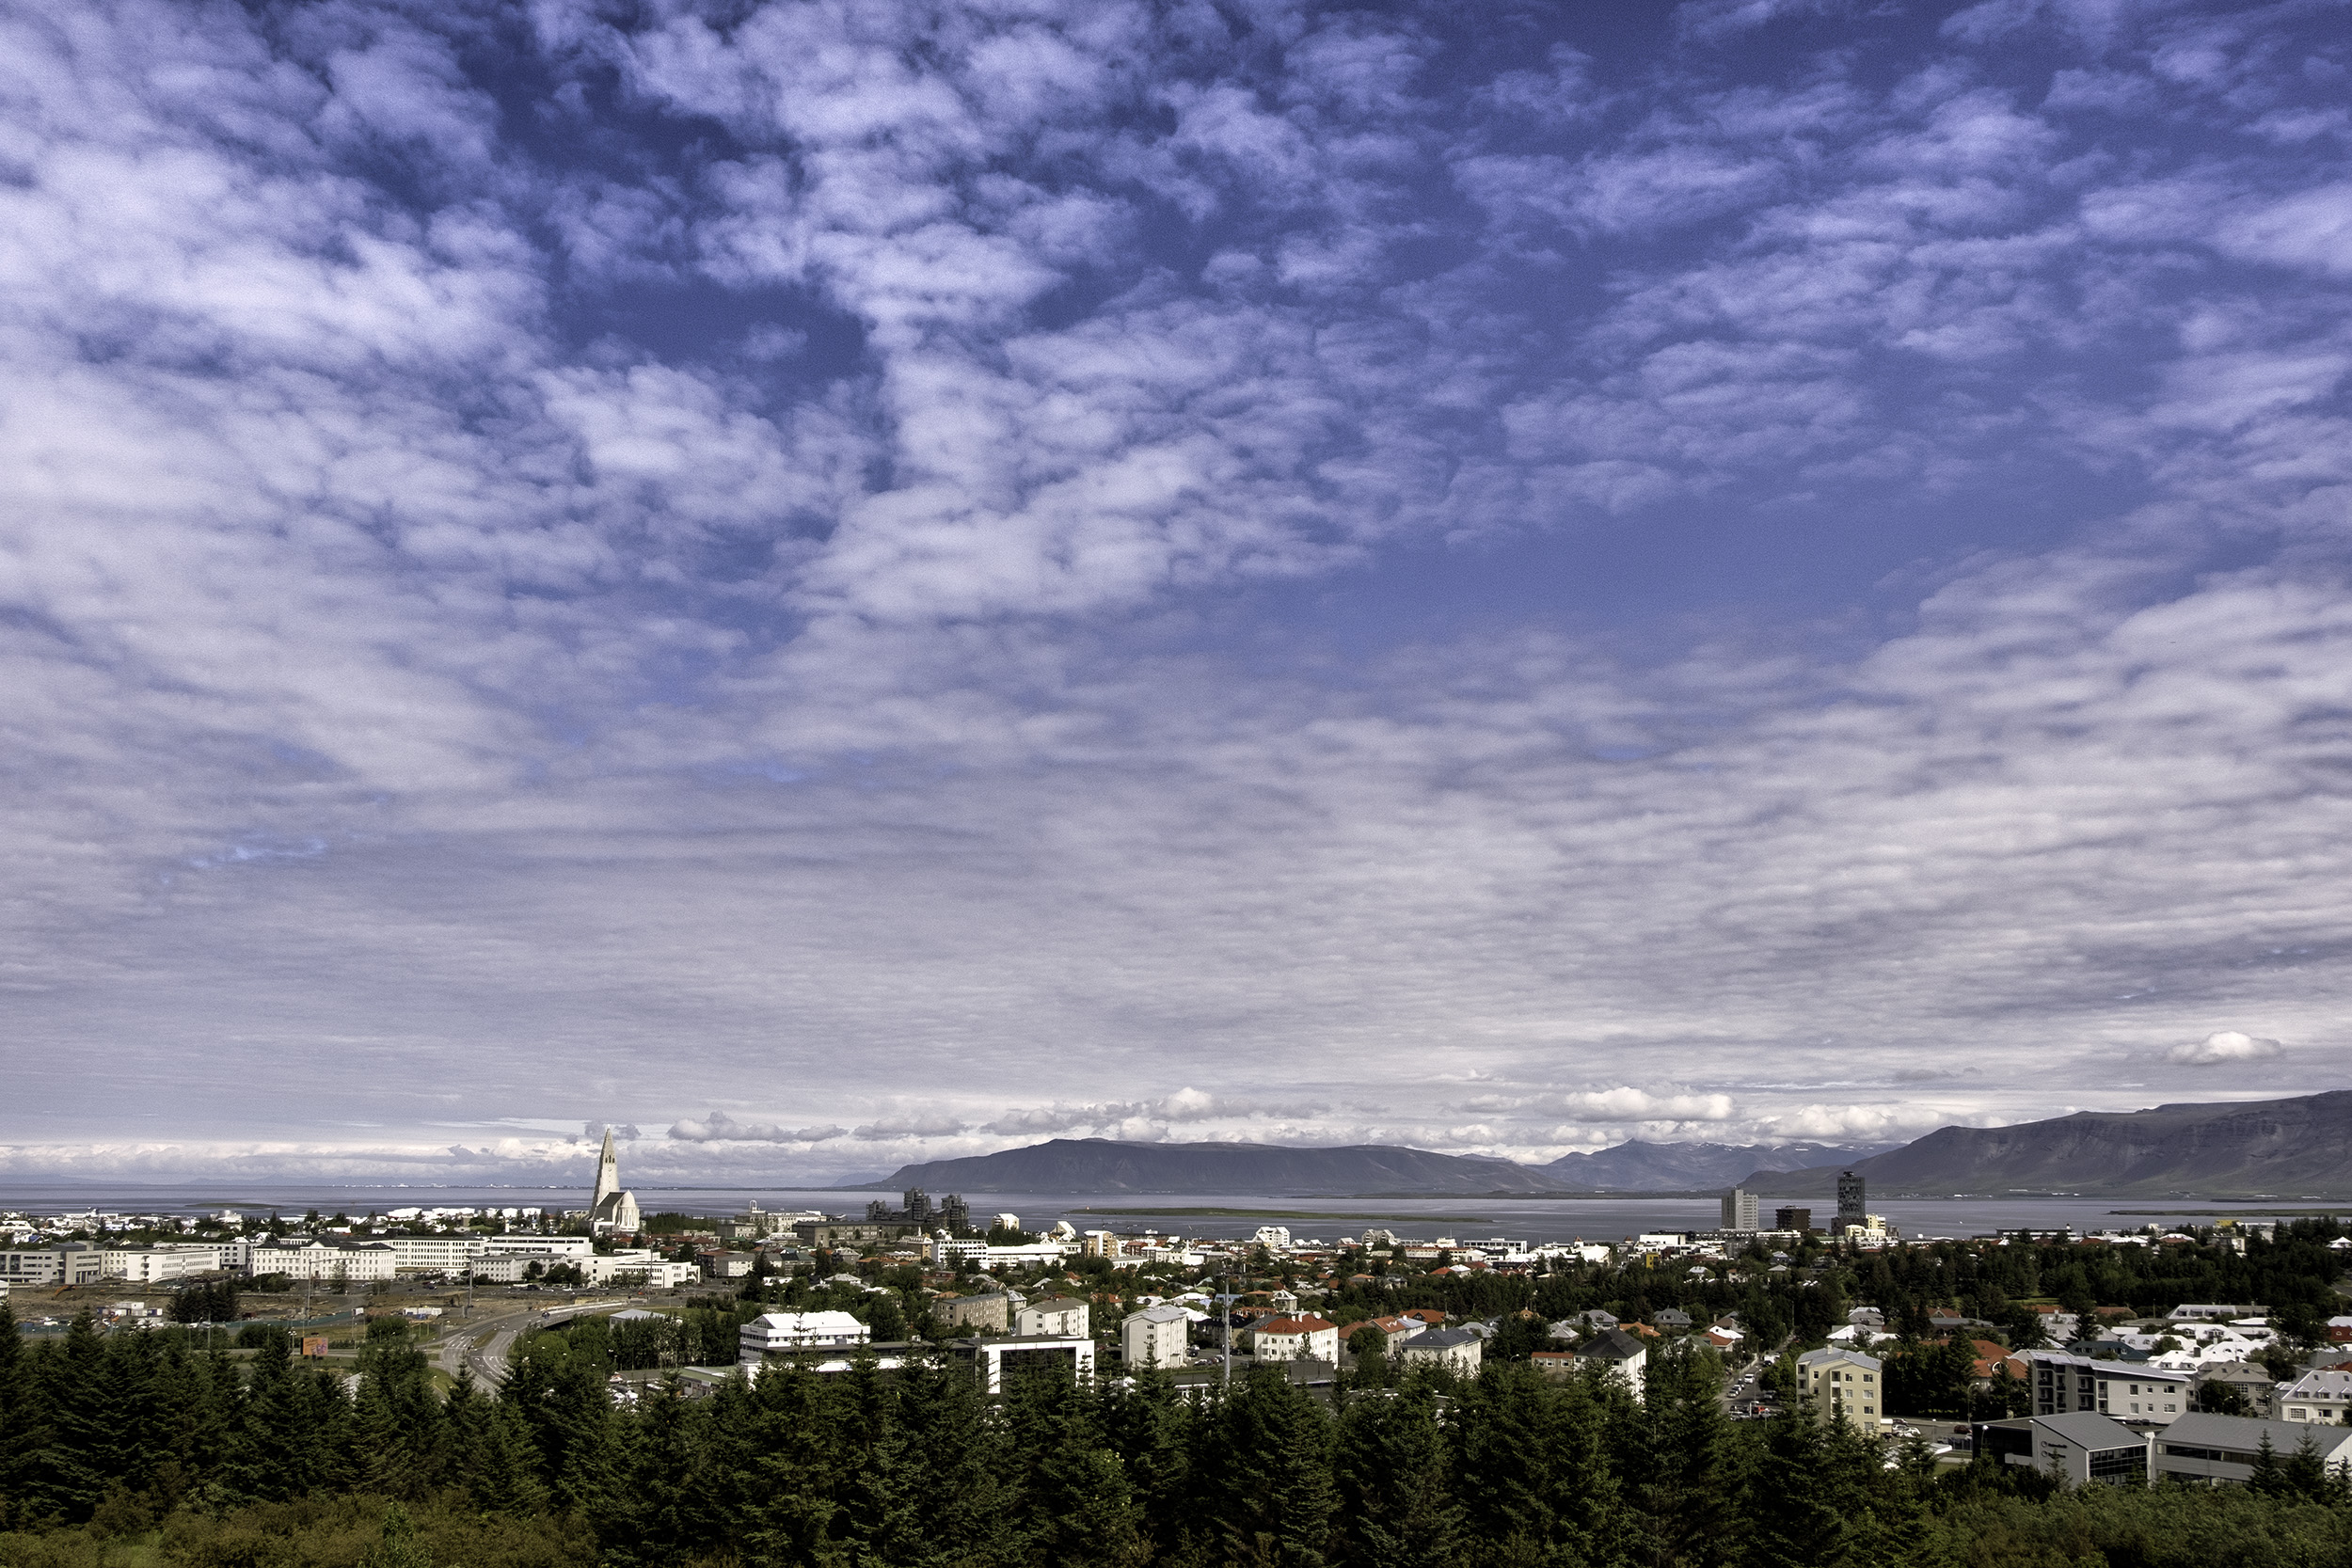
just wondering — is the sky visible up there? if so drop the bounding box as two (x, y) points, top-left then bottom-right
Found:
(3, 0), (2350, 1186)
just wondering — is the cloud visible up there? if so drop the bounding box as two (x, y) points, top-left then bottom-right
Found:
(2165, 1031), (2284, 1067)
(1, 0), (2349, 1180)
(582, 1121), (642, 1141)
(667, 1113), (848, 1144)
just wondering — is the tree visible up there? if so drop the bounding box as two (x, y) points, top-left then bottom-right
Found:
(1744, 1402), (1847, 1568)
(1215, 1365), (1339, 1567)
(1332, 1380), (1461, 1568)
(2194, 1378), (2249, 1416)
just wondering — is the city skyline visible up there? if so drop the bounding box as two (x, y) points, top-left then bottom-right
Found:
(5, 1), (2350, 1182)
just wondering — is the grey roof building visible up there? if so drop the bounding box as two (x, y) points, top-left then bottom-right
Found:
(1973, 1413), (2150, 1486)
(2154, 1413), (2352, 1486)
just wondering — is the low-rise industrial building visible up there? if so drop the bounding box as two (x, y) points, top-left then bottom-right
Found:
(1973, 1413), (2150, 1485)
(2154, 1413), (2352, 1485)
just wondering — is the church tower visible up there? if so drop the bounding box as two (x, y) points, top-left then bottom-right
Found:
(594, 1127), (621, 1210)
(590, 1127), (639, 1233)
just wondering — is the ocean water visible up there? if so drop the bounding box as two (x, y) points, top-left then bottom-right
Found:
(0, 1181), (2327, 1244)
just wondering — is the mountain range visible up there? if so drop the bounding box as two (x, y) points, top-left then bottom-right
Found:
(869, 1139), (1569, 1196)
(870, 1090), (2352, 1197)
(1541, 1139), (1892, 1192)
(1744, 1090), (2352, 1198)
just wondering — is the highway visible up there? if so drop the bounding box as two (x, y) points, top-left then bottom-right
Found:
(432, 1296), (638, 1387)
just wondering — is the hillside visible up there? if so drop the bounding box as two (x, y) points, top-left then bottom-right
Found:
(1744, 1090), (2352, 1198)
(868, 1138), (1569, 1195)
(1543, 1139), (1891, 1192)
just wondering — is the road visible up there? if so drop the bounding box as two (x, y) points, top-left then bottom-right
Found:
(431, 1296), (638, 1387)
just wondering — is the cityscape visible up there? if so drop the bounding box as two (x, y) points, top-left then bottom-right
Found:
(8, 0), (2352, 1565)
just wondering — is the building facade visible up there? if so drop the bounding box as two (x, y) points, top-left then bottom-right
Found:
(1974, 1414), (2151, 1485)
(2028, 1352), (2193, 1424)
(2279, 1370), (2352, 1423)
(739, 1310), (872, 1360)
(1400, 1327), (1483, 1379)
(1250, 1315), (1341, 1363)
(1798, 1348), (1883, 1430)
(1836, 1171), (1867, 1230)
(2155, 1414), (2352, 1484)
(1719, 1190), (1760, 1233)
(1122, 1305), (1191, 1369)
(1018, 1297), (1091, 1338)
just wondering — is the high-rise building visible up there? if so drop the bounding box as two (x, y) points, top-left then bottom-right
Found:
(902, 1188), (932, 1228)
(1720, 1189), (1760, 1232)
(1774, 1206), (1813, 1233)
(1836, 1170), (1867, 1230)
(940, 1194), (970, 1235)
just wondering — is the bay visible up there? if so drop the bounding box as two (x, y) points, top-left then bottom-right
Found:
(0, 1181), (2317, 1243)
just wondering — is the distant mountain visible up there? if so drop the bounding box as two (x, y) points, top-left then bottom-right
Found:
(868, 1138), (1569, 1195)
(1744, 1090), (2352, 1198)
(1543, 1139), (1894, 1193)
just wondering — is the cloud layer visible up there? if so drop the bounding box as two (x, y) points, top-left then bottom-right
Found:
(2, 0), (2348, 1180)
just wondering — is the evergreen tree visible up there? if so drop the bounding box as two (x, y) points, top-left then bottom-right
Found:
(1741, 1402), (1845, 1568)
(2248, 1432), (2286, 1497)
(0, 1301), (38, 1529)
(901, 1353), (1018, 1567)
(30, 1313), (113, 1521)
(1332, 1379), (1462, 1568)
(1214, 1365), (1339, 1568)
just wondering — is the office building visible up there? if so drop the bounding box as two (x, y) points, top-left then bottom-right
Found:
(1720, 1190), (1759, 1233)
(1836, 1171), (1867, 1230)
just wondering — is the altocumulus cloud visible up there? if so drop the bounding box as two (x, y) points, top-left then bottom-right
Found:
(0, 0), (2348, 1180)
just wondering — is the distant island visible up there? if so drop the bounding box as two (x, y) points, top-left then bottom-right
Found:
(871, 1090), (2352, 1198)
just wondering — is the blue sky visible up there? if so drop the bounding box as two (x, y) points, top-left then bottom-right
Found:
(3, 0), (2348, 1182)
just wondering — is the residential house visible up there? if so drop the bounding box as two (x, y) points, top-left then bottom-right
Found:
(2279, 1370), (2352, 1424)
(1973, 1414), (2151, 1485)
(2196, 1360), (2277, 1418)
(2168, 1304), (2262, 1323)
(1653, 1308), (1693, 1332)
(1576, 1327), (1648, 1403)
(1400, 1327), (1484, 1379)
(1249, 1315), (1341, 1364)
(1797, 1348), (1884, 1431)
(1343, 1315), (1421, 1354)
(1970, 1339), (2030, 1391)
(1531, 1350), (1579, 1379)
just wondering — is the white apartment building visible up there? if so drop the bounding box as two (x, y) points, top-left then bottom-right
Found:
(1400, 1327), (1484, 1379)
(102, 1245), (231, 1283)
(2280, 1370), (2352, 1423)
(1250, 1314), (1341, 1363)
(376, 1236), (489, 1272)
(739, 1310), (872, 1361)
(1252, 1226), (1293, 1250)
(1017, 1297), (1090, 1338)
(247, 1241), (397, 1282)
(1122, 1305), (1190, 1370)
(1798, 1348), (1884, 1430)
(930, 1236), (991, 1267)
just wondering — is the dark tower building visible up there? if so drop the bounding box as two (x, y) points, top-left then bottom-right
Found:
(1836, 1170), (1867, 1231)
